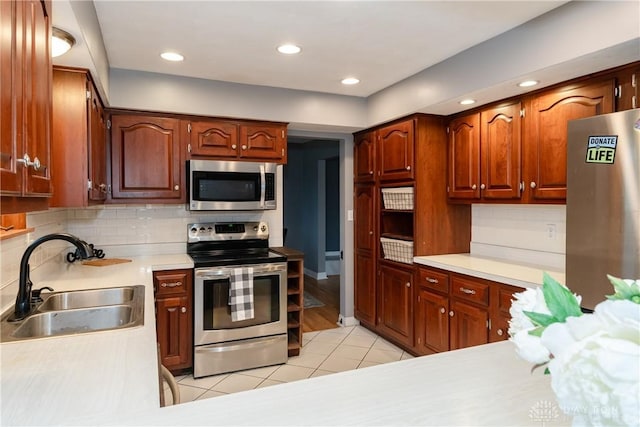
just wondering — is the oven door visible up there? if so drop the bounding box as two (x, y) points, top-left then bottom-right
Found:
(194, 262), (287, 346)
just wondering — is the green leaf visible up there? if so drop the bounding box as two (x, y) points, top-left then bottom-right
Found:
(541, 272), (583, 321)
(524, 311), (557, 328)
(527, 326), (546, 337)
(606, 275), (640, 303)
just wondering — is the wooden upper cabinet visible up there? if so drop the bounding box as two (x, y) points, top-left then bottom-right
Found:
(51, 68), (107, 207)
(525, 79), (614, 202)
(186, 120), (239, 158)
(110, 115), (184, 201)
(377, 120), (414, 182)
(239, 123), (286, 162)
(480, 102), (522, 200)
(614, 62), (639, 111)
(447, 113), (480, 199)
(354, 131), (375, 182)
(1, 0), (52, 208)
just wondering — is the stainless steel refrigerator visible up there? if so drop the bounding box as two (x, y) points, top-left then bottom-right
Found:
(566, 108), (640, 310)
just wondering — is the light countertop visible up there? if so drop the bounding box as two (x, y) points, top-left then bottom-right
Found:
(1, 254), (569, 426)
(414, 253), (565, 289)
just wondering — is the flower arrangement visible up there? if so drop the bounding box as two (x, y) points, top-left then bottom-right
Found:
(508, 273), (640, 426)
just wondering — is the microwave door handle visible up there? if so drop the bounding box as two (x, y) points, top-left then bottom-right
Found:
(259, 164), (266, 208)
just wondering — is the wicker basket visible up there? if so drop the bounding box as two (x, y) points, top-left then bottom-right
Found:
(381, 187), (414, 210)
(380, 237), (414, 264)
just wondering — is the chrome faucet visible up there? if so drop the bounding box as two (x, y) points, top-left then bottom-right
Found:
(11, 233), (93, 321)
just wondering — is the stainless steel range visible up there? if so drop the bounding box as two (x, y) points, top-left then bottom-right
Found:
(187, 221), (288, 378)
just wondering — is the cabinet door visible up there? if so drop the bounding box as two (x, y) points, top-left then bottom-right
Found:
(614, 63), (639, 111)
(377, 120), (414, 182)
(449, 299), (488, 350)
(354, 252), (376, 327)
(447, 113), (480, 199)
(354, 131), (375, 182)
(156, 295), (192, 370)
(239, 123), (286, 161)
(415, 288), (449, 354)
(187, 120), (239, 158)
(480, 102), (522, 199)
(525, 79), (614, 201)
(489, 283), (523, 343)
(354, 184), (375, 252)
(110, 115), (183, 201)
(0, 0), (21, 195)
(88, 80), (107, 201)
(22, 0), (51, 196)
(378, 263), (414, 347)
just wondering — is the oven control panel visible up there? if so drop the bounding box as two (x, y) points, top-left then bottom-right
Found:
(188, 222), (269, 242)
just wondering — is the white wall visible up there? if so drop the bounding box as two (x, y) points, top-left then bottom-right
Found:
(470, 204), (566, 271)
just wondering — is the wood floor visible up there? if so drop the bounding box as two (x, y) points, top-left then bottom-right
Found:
(302, 275), (340, 333)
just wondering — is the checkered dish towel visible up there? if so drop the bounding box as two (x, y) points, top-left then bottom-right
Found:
(229, 267), (254, 321)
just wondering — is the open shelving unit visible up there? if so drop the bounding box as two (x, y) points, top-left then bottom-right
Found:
(271, 247), (304, 357)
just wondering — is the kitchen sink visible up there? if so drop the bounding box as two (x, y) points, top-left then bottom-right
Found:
(37, 286), (136, 311)
(1, 285), (145, 342)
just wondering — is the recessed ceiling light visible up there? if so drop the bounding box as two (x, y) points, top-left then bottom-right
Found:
(459, 99), (476, 105)
(51, 27), (75, 58)
(341, 77), (360, 85)
(160, 52), (184, 62)
(277, 44), (301, 55)
(518, 80), (539, 88)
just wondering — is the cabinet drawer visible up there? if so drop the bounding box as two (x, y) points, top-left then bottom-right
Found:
(417, 267), (449, 293)
(450, 274), (489, 306)
(154, 270), (192, 297)
(497, 284), (523, 315)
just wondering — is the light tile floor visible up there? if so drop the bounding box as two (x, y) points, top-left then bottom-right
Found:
(165, 326), (413, 405)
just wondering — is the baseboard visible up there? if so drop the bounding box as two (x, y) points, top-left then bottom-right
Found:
(337, 315), (360, 327)
(304, 268), (327, 280)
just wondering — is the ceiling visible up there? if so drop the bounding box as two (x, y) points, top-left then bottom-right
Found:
(53, 1), (569, 98)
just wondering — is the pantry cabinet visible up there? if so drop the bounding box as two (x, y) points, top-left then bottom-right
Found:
(51, 67), (107, 207)
(0, 0), (52, 213)
(354, 184), (376, 327)
(110, 114), (184, 202)
(523, 79), (614, 202)
(184, 119), (287, 163)
(154, 269), (193, 373)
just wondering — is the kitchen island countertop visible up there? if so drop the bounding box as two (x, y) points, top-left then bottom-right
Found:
(1, 254), (569, 426)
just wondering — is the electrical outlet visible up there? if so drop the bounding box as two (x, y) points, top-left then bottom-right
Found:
(546, 223), (557, 240)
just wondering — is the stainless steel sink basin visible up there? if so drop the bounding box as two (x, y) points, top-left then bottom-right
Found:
(11, 305), (137, 338)
(1, 285), (145, 342)
(37, 287), (135, 311)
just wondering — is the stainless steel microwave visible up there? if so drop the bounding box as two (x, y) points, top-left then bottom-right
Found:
(187, 160), (277, 211)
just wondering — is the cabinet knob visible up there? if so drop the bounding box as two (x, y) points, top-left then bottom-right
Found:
(181, 307), (187, 313)
(369, 170), (374, 175)
(480, 183), (485, 190)
(425, 277), (439, 284)
(405, 282), (411, 288)
(497, 329), (504, 336)
(406, 166), (411, 171)
(440, 307), (446, 314)
(232, 144), (237, 149)
(530, 181), (537, 189)
(174, 185), (179, 191)
(99, 183), (107, 193)
(471, 184), (477, 190)
(32, 156), (41, 171)
(242, 145), (247, 150)
(369, 231), (373, 235)
(449, 310), (454, 317)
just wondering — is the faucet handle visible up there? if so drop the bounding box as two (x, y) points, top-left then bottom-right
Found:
(31, 286), (54, 303)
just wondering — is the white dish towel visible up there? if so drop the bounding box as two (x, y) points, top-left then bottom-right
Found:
(229, 267), (254, 321)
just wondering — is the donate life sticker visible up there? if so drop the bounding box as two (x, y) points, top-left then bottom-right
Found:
(585, 136), (617, 164)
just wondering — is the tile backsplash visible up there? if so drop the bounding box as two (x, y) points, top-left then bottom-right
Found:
(470, 204), (566, 271)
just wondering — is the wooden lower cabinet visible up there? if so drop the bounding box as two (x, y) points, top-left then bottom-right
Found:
(414, 265), (524, 355)
(377, 262), (414, 348)
(153, 269), (193, 373)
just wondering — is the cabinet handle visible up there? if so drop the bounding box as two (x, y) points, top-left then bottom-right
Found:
(497, 329), (504, 336)
(471, 184), (477, 190)
(440, 307), (446, 314)
(480, 183), (485, 190)
(181, 307), (187, 313)
(161, 281), (182, 288)
(530, 181), (537, 189)
(460, 287), (476, 295)
(425, 277), (439, 284)
(174, 185), (179, 191)
(405, 166), (411, 171)
(242, 145), (247, 150)
(405, 282), (411, 288)
(232, 144), (237, 149)
(449, 310), (454, 317)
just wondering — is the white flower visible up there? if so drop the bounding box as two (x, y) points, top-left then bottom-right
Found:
(508, 287), (549, 336)
(540, 299), (640, 426)
(511, 329), (551, 364)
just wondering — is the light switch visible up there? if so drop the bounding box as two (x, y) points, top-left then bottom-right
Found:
(347, 210), (354, 221)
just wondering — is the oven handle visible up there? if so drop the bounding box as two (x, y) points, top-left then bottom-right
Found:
(197, 335), (284, 353)
(196, 263), (286, 279)
(259, 164), (266, 209)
